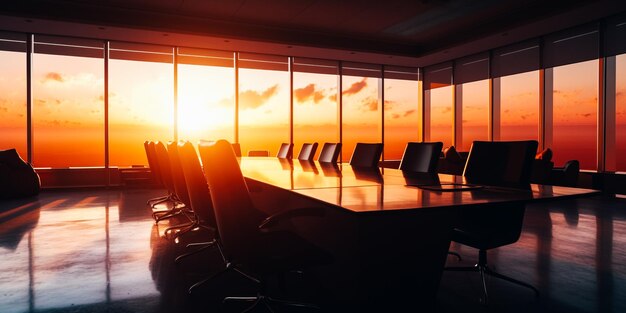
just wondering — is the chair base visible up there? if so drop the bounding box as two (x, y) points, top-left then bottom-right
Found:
(445, 249), (539, 305)
(223, 293), (320, 313)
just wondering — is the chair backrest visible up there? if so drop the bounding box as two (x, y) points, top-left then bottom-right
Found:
(318, 143), (341, 163)
(248, 150), (269, 157)
(166, 141), (190, 206)
(399, 142), (443, 173)
(349, 143), (383, 168)
(231, 143), (242, 157)
(297, 142), (318, 161)
(277, 143), (294, 159)
(177, 141), (216, 227)
(144, 141), (162, 185)
(153, 141), (176, 194)
(199, 140), (263, 261)
(463, 140), (538, 189)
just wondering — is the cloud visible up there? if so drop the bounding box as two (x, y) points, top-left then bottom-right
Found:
(239, 85), (279, 110)
(342, 78), (367, 96)
(392, 113), (400, 119)
(384, 100), (395, 110)
(441, 107), (452, 114)
(360, 97), (378, 112)
(294, 84), (326, 104)
(403, 109), (416, 117)
(0, 106), (7, 113)
(43, 72), (64, 83)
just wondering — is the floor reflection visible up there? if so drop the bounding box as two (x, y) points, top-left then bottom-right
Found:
(0, 189), (625, 312)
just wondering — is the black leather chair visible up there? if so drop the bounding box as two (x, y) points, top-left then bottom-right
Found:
(276, 143), (294, 159)
(398, 142), (443, 173)
(446, 140), (540, 304)
(198, 140), (331, 311)
(162, 141), (195, 237)
(297, 142), (318, 161)
(349, 143), (383, 168)
(144, 141), (169, 206)
(318, 143), (341, 163)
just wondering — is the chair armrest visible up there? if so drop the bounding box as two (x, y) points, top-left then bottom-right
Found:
(258, 207), (326, 230)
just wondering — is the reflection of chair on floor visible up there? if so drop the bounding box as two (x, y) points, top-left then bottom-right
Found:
(0, 198), (40, 250)
(446, 140), (540, 305)
(198, 140), (332, 311)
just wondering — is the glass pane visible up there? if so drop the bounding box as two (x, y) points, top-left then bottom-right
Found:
(342, 75), (381, 162)
(500, 71), (539, 141)
(460, 80), (489, 151)
(616, 54), (626, 172)
(238, 68), (289, 156)
(293, 72), (338, 159)
(32, 54), (104, 167)
(429, 86), (453, 148)
(177, 64), (235, 145)
(109, 59), (174, 167)
(384, 78), (419, 160)
(552, 60), (598, 170)
(0, 51), (27, 158)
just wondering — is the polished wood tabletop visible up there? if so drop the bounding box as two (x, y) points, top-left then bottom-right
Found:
(239, 157), (600, 213)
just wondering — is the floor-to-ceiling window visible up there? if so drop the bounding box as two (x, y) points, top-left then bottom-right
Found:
(109, 42), (174, 167)
(492, 40), (541, 143)
(383, 66), (419, 160)
(177, 48), (235, 145)
(544, 25), (599, 170)
(238, 53), (290, 156)
(0, 32), (27, 158)
(293, 58), (339, 160)
(615, 54), (626, 172)
(32, 35), (104, 168)
(424, 63), (453, 148)
(455, 54), (489, 151)
(341, 63), (382, 162)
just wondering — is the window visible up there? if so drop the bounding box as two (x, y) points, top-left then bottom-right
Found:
(341, 63), (382, 162)
(424, 63), (453, 148)
(293, 58), (339, 160)
(177, 48), (235, 145)
(32, 35), (104, 167)
(238, 53), (289, 156)
(459, 80), (489, 151)
(616, 54), (626, 172)
(499, 71), (540, 141)
(109, 42), (174, 167)
(0, 32), (27, 158)
(383, 66), (419, 160)
(551, 60), (598, 170)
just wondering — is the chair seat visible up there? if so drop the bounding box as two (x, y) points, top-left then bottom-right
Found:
(452, 227), (519, 251)
(243, 230), (333, 275)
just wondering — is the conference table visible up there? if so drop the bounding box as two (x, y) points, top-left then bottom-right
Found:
(237, 157), (600, 311)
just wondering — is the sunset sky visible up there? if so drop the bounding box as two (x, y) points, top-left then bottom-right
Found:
(1, 51), (625, 171)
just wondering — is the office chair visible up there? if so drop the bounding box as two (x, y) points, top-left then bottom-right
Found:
(399, 142), (443, 173)
(174, 141), (224, 269)
(151, 141), (187, 223)
(317, 143), (341, 163)
(162, 141), (196, 238)
(446, 140), (540, 305)
(198, 140), (332, 311)
(349, 143), (383, 168)
(297, 142), (318, 161)
(144, 141), (171, 207)
(277, 143), (294, 159)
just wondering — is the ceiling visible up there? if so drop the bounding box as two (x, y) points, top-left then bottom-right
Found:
(0, 0), (624, 66)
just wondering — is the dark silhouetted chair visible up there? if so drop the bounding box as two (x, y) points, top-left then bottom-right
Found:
(175, 141), (223, 270)
(551, 160), (579, 187)
(0, 148), (40, 199)
(144, 141), (169, 206)
(318, 143), (341, 163)
(151, 141), (186, 223)
(349, 143), (383, 168)
(198, 140), (331, 311)
(162, 141), (195, 237)
(248, 150), (270, 157)
(399, 142), (443, 173)
(276, 143), (294, 159)
(446, 140), (539, 304)
(231, 143), (242, 157)
(297, 142), (318, 161)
